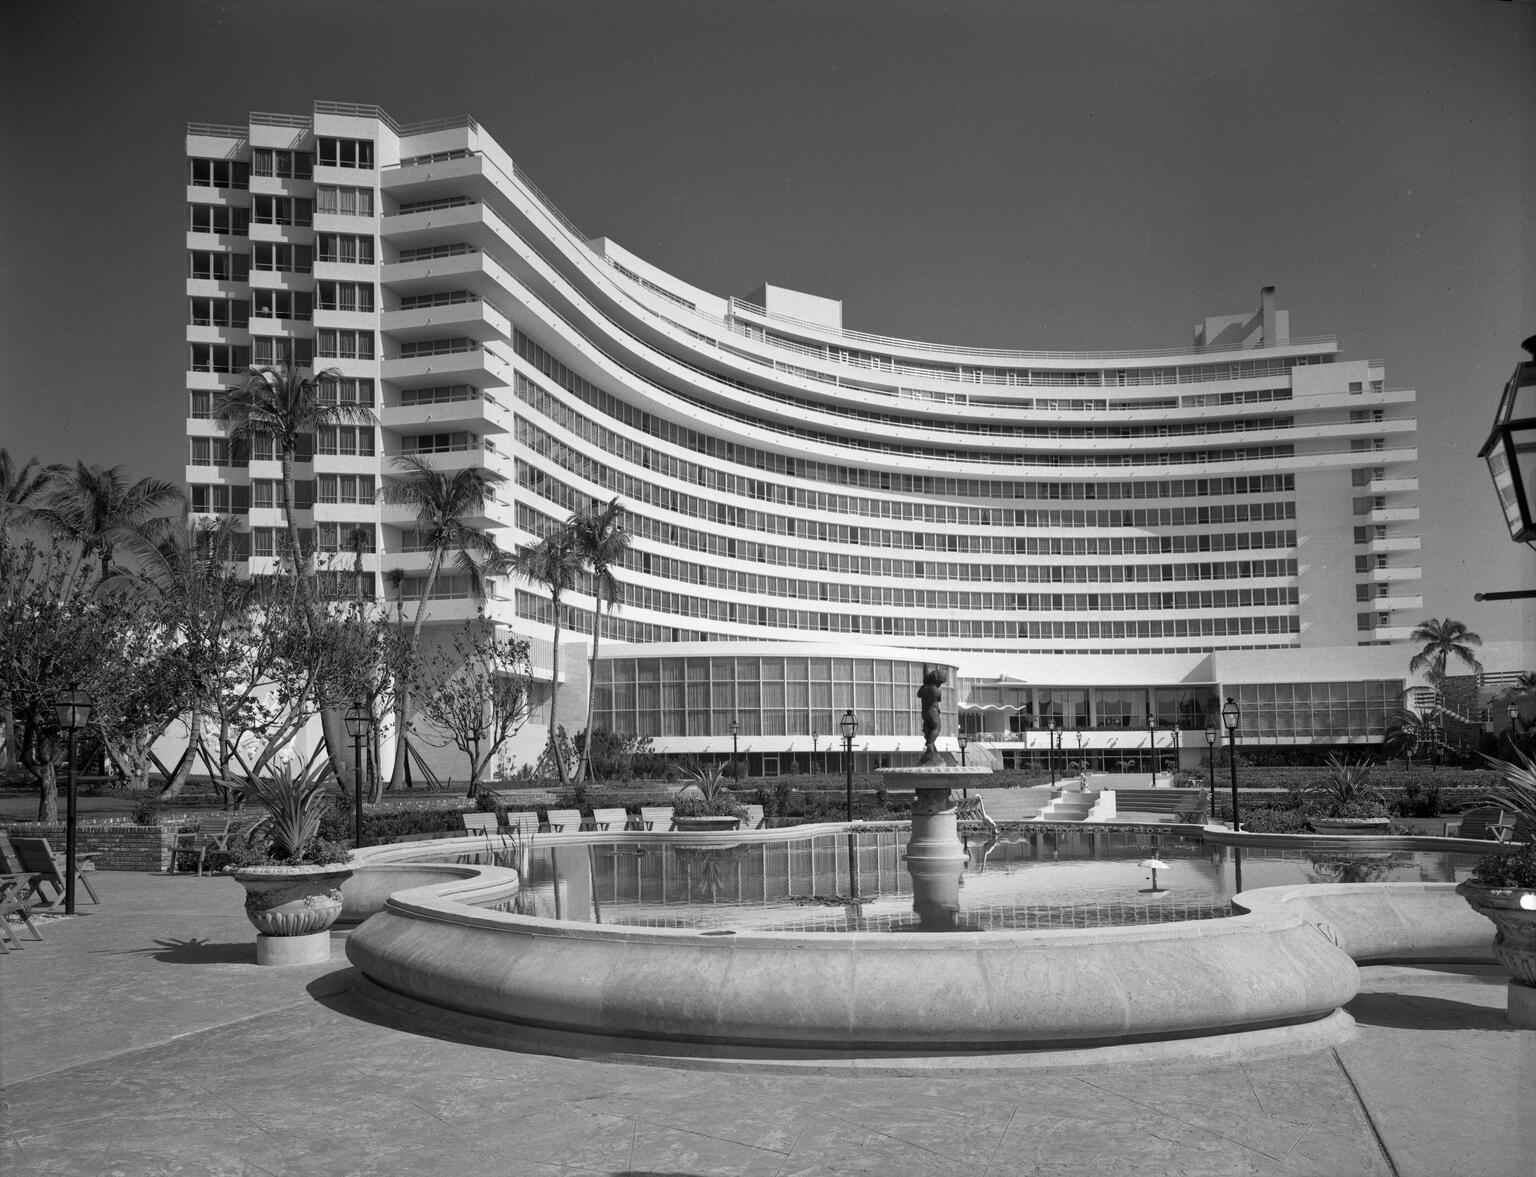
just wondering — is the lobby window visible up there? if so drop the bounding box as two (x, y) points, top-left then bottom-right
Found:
(251, 149), (313, 179)
(188, 251), (250, 281)
(189, 297), (250, 328)
(251, 243), (313, 273)
(252, 290), (313, 321)
(252, 196), (313, 226)
(317, 137), (375, 169)
(315, 329), (375, 359)
(317, 233), (375, 264)
(316, 186), (375, 216)
(316, 281), (374, 312)
(189, 158), (249, 189)
(188, 204), (249, 236)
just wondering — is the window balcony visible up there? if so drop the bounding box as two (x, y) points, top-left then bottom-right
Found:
(382, 296), (509, 342)
(1363, 507), (1420, 524)
(1364, 566), (1422, 583)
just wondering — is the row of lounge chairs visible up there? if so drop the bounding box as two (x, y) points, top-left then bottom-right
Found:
(0, 834), (100, 952)
(460, 804), (767, 837)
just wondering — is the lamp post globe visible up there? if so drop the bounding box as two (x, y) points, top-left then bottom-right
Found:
(839, 709), (857, 822)
(729, 717), (740, 779)
(1204, 718), (1218, 819)
(52, 685), (93, 915)
(957, 731), (969, 767)
(1221, 697), (1241, 830)
(1478, 336), (1536, 545)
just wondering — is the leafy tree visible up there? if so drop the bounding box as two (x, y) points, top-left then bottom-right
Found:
(414, 622), (532, 796)
(32, 462), (182, 585)
(379, 454), (507, 788)
(570, 496), (629, 786)
(512, 525), (581, 787)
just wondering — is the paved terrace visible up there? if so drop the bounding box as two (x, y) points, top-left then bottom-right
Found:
(2, 871), (1533, 1177)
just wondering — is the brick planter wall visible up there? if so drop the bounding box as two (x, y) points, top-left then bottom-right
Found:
(3, 822), (175, 873)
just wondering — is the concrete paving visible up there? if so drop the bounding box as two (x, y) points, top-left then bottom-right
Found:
(2, 871), (1533, 1176)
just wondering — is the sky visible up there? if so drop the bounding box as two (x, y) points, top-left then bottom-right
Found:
(2, 0), (1533, 648)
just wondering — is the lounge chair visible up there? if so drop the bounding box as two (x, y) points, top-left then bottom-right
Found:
(11, 837), (99, 907)
(742, 803), (765, 830)
(591, 807), (629, 831)
(1445, 807), (1505, 840)
(170, 817), (236, 876)
(955, 795), (998, 834)
(505, 811), (539, 840)
(461, 812), (500, 835)
(639, 805), (673, 831)
(0, 876), (48, 950)
(545, 808), (583, 833)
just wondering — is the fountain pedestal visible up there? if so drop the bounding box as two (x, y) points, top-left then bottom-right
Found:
(878, 765), (993, 865)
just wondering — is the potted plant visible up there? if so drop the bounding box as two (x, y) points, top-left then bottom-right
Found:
(671, 761), (748, 832)
(1306, 756), (1393, 833)
(1456, 750), (1536, 1001)
(225, 756), (354, 964)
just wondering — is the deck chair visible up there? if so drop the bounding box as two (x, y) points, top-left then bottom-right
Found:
(1445, 806), (1503, 840)
(0, 876), (48, 950)
(505, 811), (539, 840)
(0, 833), (24, 875)
(461, 812), (500, 835)
(170, 817), (236, 876)
(639, 805), (674, 831)
(12, 837), (99, 906)
(545, 808), (583, 833)
(590, 807), (629, 831)
(742, 803), (765, 830)
(955, 795), (998, 834)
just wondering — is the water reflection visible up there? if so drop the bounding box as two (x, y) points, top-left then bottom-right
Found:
(464, 829), (1487, 934)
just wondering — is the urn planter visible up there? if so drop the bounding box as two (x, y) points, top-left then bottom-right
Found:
(228, 863), (355, 965)
(1456, 880), (1536, 1028)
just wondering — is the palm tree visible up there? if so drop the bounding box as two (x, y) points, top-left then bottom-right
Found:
(380, 455), (507, 787)
(33, 462), (184, 584)
(215, 363), (371, 621)
(512, 524), (582, 787)
(570, 497), (630, 786)
(0, 448), (62, 552)
(1409, 617), (1483, 745)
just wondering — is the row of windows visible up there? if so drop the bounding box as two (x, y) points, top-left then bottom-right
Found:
(316, 329), (375, 359)
(518, 422), (1296, 553)
(399, 337), (477, 358)
(253, 290), (311, 320)
(515, 588), (1301, 642)
(316, 425), (376, 456)
(317, 233), (374, 264)
(189, 205), (248, 236)
(318, 281), (374, 312)
(188, 381), (374, 422)
(189, 297), (249, 328)
(189, 251), (249, 281)
(317, 474), (376, 503)
(399, 290), (478, 310)
(253, 149), (312, 179)
(317, 186), (375, 217)
(252, 196), (313, 226)
(318, 137), (374, 169)
(252, 337), (312, 367)
(189, 158), (249, 189)
(190, 344), (248, 373)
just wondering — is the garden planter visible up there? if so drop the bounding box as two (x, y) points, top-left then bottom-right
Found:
(228, 863), (355, 965)
(671, 815), (741, 833)
(1457, 881), (1536, 1028)
(1307, 817), (1392, 835)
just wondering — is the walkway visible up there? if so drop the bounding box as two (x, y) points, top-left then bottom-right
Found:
(2, 872), (1532, 1176)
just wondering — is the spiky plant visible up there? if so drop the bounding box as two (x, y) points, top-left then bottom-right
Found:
(230, 757), (348, 864)
(1308, 756), (1389, 819)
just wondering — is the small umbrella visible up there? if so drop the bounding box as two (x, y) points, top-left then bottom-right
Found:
(1139, 857), (1171, 894)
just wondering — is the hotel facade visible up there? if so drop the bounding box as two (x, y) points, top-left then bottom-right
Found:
(184, 103), (1479, 777)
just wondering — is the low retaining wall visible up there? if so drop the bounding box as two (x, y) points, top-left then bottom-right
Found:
(3, 821), (174, 872)
(1234, 882), (1496, 964)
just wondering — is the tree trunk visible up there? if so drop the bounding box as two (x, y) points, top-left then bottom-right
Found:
(35, 759), (58, 822)
(159, 707), (201, 799)
(320, 706), (354, 796)
(388, 551), (443, 788)
(547, 594), (568, 787)
(576, 592), (605, 786)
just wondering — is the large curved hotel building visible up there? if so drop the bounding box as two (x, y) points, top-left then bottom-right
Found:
(186, 103), (1432, 775)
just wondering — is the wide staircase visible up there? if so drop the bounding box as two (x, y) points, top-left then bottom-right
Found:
(1037, 790), (1100, 822)
(1111, 788), (1206, 820)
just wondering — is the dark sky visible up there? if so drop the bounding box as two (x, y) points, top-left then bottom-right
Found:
(2, 0), (1532, 644)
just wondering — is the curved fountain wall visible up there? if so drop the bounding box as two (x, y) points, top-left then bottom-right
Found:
(341, 828), (1378, 1060)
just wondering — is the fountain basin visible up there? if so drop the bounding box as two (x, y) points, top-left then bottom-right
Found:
(343, 828), (1362, 1060)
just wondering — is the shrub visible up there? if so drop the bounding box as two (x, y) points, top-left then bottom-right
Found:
(130, 794), (162, 825)
(1471, 843), (1536, 888)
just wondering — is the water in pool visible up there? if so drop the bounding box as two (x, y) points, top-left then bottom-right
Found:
(460, 828), (1486, 934)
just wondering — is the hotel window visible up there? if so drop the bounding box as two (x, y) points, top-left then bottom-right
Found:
(316, 281), (375, 312)
(315, 522), (375, 552)
(316, 137), (374, 169)
(315, 329), (375, 359)
(316, 425), (375, 456)
(252, 196), (313, 226)
(401, 432), (476, 454)
(251, 290), (313, 321)
(252, 480), (278, 508)
(251, 528), (278, 557)
(251, 242), (313, 273)
(189, 251), (250, 281)
(316, 233), (375, 264)
(188, 390), (215, 419)
(316, 474), (375, 504)
(251, 149), (313, 179)
(251, 336), (314, 367)
(189, 438), (242, 467)
(317, 376), (376, 407)
(189, 484), (249, 514)
(315, 186), (375, 217)
(189, 343), (250, 373)
(248, 435), (275, 461)
(189, 297), (250, 328)
(188, 204), (249, 235)
(189, 158), (250, 189)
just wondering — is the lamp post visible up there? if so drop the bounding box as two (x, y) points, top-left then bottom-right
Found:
(957, 731), (969, 767)
(840, 709), (857, 822)
(1204, 717), (1218, 819)
(1147, 714), (1159, 789)
(344, 700), (372, 848)
(730, 717), (740, 780)
(1221, 697), (1241, 830)
(53, 685), (93, 915)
